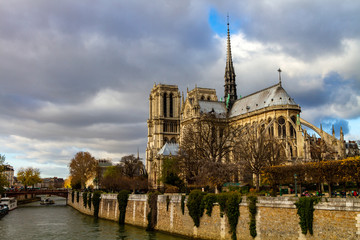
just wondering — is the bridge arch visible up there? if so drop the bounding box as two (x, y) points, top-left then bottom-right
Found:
(4, 189), (69, 199)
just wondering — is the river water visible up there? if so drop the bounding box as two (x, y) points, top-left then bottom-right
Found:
(0, 196), (188, 240)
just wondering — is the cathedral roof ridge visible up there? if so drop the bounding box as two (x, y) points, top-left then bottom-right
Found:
(199, 100), (227, 118)
(228, 83), (298, 118)
(190, 86), (216, 90)
(237, 83), (281, 100)
(154, 83), (179, 88)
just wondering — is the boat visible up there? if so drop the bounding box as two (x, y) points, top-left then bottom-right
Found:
(40, 198), (55, 205)
(0, 204), (9, 218)
(0, 197), (17, 211)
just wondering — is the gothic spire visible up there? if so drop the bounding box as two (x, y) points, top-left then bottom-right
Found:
(224, 15), (237, 110)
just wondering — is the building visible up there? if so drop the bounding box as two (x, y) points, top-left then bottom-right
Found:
(345, 141), (360, 157)
(35, 177), (64, 189)
(2, 165), (14, 187)
(96, 159), (113, 189)
(146, 22), (346, 189)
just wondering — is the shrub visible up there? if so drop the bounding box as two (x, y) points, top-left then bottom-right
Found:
(225, 192), (242, 240)
(181, 195), (185, 215)
(117, 190), (130, 224)
(88, 193), (92, 209)
(295, 197), (320, 235)
(146, 192), (159, 231)
(248, 196), (257, 238)
(92, 191), (102, 218)
(83, 192), (88, 208)
(203, 193), (217, 217)
(186, 190), (206, 227)
(166, 195), (170, 211)
(217, 192), (229, 218)
(164, 184), (179, 193)
(71, 191), (75, 203)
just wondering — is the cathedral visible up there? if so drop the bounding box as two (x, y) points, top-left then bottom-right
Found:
(146, 22), (346, 189)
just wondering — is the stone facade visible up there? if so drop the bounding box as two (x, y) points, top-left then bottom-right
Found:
(146, 84), (181, 189)
(68, 192), (360, 240)
(2, 165), (14, 187)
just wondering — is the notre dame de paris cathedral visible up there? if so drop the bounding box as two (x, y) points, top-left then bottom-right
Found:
(145, 22), (346, 189)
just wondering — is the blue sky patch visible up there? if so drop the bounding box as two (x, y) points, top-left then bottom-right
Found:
(208, 8), (241, 36)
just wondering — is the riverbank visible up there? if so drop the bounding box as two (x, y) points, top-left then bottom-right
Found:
(68, 192), (360, 240)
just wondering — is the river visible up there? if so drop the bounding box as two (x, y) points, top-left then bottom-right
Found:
(0, 196), (188, 240)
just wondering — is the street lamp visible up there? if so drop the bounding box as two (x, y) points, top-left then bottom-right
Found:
(294, 174), (298, 197)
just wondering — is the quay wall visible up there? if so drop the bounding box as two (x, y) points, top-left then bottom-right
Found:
(68, 192), (360, 240)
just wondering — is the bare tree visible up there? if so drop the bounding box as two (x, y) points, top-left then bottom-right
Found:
(120, 154), (145, 178)
(234, 123), (286, 191)
(179, 113), (241, 190)
(101, 160), (147, 193)
(69, 151), (97, 189)
(310, 138), (336, 162)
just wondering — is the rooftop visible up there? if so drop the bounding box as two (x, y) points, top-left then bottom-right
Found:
(229, 83), (298, 117)
(157, 142), (179, 156)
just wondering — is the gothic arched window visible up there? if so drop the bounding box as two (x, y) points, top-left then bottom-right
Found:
(169, 93), (173, 117)
(278, 117), (286, 138)
(290, 116), (296, 138)
(163, 93), (167, 117)
(268, 118), (274, 136)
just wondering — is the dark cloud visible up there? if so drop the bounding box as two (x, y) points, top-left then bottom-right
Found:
(210, 0), (360, 60)
(0, 0), (359, 178)
(283, 71), (360, 120)
(0, 0), (220, 110)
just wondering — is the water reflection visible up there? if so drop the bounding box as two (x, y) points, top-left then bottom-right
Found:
(0, 196), (188, 240)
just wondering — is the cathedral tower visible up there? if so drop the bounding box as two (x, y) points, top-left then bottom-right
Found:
(146, 84), (181, 189)
(224, 19), (237, 110)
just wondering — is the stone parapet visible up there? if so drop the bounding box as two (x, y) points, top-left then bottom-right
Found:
(68, 192), (360, 240)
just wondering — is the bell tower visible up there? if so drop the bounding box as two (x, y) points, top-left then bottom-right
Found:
(146, 83), (181, 189)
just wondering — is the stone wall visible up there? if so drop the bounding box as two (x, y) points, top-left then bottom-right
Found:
(68, 192), (360, 240)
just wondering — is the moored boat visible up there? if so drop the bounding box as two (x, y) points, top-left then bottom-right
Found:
(0, 197), (17, 211)
(40, 197), (55, 205)
(0, 204), (9, 218)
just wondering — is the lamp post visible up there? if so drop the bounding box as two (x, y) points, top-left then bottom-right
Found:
(294, 174), (298, 197)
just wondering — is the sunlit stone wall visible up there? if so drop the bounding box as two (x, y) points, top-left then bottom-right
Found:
(68, 192), (360, 240)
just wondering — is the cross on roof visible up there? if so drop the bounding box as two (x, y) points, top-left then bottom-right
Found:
(278, 68), (282, 85)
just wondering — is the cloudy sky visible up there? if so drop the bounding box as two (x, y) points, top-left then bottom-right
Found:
(0, 0), (359, 179)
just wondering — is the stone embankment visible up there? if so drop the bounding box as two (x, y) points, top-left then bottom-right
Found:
(68, 192), (360, 240)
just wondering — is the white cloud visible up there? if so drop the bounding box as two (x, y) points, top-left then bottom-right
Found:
(0, 1), (359, 179)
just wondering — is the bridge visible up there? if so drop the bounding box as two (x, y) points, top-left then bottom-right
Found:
(3, 189), (68, 199)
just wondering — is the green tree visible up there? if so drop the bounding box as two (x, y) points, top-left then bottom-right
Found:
(161, 157), (184, 191)
(0, 154), (9, 193)
(102, 165), (124, 192)
(17, 167), (42, 188)
(69, 151), (97, 189)
(120, 154), (145, 178)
